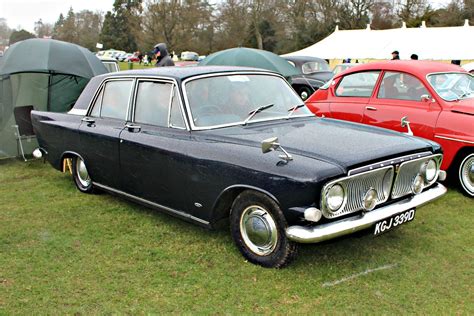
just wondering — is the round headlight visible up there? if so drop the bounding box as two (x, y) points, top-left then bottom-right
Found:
(362, 188), (378, 211)
(326, 184), (345, 213)
(423, 159), (437, 182)
(412, 174), (424, 194)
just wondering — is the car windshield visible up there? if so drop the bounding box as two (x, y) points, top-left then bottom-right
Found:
(302, 61), (330, 74)
(185, 74), (312, 128)
(428, 73), (474, 101)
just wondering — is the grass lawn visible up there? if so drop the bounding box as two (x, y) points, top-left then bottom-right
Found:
(118, 61), (151, 71)
(0, 159), (473, 314)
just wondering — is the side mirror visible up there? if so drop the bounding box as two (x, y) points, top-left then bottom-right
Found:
(261, 137), (293, 162)
(261, 137), (280, 153)
(401, 116), (413, 136)
(420, 94), (433, 102)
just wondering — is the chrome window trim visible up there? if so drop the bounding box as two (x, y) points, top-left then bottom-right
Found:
(131, 78), (188, 130)
(86, 78), (135, 121)
(334, 70), (381, 98)
(321, 165), (395, 219)
(181, 71), (314, 131)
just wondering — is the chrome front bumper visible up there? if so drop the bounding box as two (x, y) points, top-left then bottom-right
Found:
(286, 183), (447, 243)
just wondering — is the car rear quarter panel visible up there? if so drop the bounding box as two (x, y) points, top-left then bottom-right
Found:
(31, 111), (83, 170)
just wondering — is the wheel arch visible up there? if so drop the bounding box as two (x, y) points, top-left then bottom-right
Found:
(209, 184), (281, 227)
(60, 151), (85, 172)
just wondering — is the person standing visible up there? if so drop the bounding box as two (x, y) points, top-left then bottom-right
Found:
(153, 43), (175, 67)
(391, 50), (400, 60)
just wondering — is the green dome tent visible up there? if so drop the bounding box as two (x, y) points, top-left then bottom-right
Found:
(0, 38), (107, 159)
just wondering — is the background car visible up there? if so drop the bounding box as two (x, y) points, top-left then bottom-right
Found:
(118, 53), (133, 62)
(284, 56), (333, 100)
(332, 63), (359, 75)
(98, 56), (120, 72)
(462, 62), (474, 74)
(306, 60), (474, 197)
(180, 51), (199, 61)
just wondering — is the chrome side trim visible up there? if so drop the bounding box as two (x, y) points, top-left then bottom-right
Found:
(434, 135), (474, 145)
(93, 182), (210, 226)
(286, 183), (447, 243)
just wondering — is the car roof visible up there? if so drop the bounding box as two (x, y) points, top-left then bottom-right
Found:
(97, 65), (278, 81)
(284, 56), (327, 63)
(335, 60), (466, 78)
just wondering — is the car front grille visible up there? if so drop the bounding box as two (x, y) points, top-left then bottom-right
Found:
(321, 152), (442, 219)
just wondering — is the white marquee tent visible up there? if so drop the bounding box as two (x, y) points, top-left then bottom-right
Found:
(284, 20), (474, 61)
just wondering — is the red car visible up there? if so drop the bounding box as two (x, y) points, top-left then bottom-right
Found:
(306, 61), (474, 197)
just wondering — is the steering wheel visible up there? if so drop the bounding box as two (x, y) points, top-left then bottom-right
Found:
(199, 104), (224, 115)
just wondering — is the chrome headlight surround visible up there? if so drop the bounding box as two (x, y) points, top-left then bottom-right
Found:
(420, 158), (440, 185)
(325, 183), (347, 213)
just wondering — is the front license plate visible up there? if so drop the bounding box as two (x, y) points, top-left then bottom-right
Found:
(374, 208), (416, 236)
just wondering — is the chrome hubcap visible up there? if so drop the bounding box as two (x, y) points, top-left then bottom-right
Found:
(460, 154), (474, 195)
(240, 206), (278, 256)
(301, 91), (309, 100)
(76, 158), (91, 187)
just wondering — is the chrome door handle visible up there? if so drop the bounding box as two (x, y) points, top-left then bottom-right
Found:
(125, 123), (141, 132)
(365, 106), (377, 111)
(81, 117), (95, 125)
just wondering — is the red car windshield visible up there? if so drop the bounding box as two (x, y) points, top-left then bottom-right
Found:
(428, 73), (474, 101)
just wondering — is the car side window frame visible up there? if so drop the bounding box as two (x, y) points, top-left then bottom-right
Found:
(375, 71), (430, 102)
(87, 78), (135, 122)
(334, 71), (381, 98)
(131, 78), (189, 130)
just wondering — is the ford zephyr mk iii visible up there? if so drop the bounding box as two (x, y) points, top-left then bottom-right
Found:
(31, 67), (447, 267)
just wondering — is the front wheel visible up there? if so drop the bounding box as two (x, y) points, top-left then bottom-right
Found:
(72, 156), (95, 193)
(230, 191), (298, 268)
(458, 153), (474, 197)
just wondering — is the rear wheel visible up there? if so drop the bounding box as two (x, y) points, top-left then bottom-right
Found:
(230, 191), (298, 268)
(458, 153), (474, 197)
(72, 156), (95, 193)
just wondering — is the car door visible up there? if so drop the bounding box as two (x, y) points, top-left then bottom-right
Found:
(79, 78), (134, 188)
(329, 71), (381, 122)
(119, 79), (192, 213)
(362, 71), (442, 140)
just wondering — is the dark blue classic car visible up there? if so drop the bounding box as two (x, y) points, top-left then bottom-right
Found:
(31, 66), (447, 268)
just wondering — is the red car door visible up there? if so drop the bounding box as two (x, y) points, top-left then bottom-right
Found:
(362, 71), (442, 140)
(329, 71), (381, 122)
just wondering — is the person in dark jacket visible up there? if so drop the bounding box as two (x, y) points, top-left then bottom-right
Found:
(153, 43), (175, 67)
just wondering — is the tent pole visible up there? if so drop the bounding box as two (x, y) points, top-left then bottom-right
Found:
(47, 73), (52, 112)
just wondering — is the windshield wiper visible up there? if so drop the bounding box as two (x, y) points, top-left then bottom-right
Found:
(458, 91), (473, 99)
(243, 103), (274, 125)
(287, 104), (305, 118)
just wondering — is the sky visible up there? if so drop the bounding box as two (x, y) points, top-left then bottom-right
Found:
(1, 0), (451, 34)
(1, 0), (115, 32)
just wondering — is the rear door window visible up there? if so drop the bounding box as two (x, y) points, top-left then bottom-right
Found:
(335, 71), (380, 97)
(90, 80), (133, 120)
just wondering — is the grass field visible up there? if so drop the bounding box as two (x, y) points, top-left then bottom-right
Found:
(0, 159), (473, 314)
